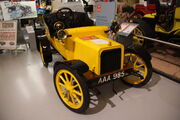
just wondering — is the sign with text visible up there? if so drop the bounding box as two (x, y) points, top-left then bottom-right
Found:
(96, 2), (116, 27)
(118, 22), (139, 36)
(0, 20), (17, 49)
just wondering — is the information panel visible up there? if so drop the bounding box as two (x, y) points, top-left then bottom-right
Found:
(118, 22), (139, 36)
(96, 2), (116, 27)
(0, 20), (17, 49)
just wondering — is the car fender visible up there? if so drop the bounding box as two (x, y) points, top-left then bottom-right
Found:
(126, 45), (152, 61)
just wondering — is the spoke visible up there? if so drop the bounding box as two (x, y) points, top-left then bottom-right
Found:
(58, 82), (66, 88)
(132, 71), (144, 79)
(134, 30), (138, 34)
(72, 84), (79, 89)
(59, 75), (67, 84)
(126, 55), (131, 63)
(70, 93), (75, 104)
(73, 90), (82, 96)
(135, 64), (145, 68)
(72, 93), (81, 104)
(62, 90), (67, 97)
(138, 70), (145, 74)
(64, 73), (69, 83)
(134, 57), (139, 66)
(130, 54), (133, 62)
(67, 92), (70, 101)
(70, 76), (73, 85)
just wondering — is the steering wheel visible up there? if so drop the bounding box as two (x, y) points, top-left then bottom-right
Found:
(56, 7), (73, 20)
(56, 7), (74, 28)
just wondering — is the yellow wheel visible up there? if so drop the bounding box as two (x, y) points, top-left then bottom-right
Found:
(133, 28), (144, 46)
(54, 64), (89, 113)
(123, 49), (152, 87)
(131, 19), (154, 48)
(39, 39), (52, 67)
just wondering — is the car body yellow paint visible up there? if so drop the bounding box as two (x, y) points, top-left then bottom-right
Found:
(45, 26), (124, 75)
(144, 13), (156, 19)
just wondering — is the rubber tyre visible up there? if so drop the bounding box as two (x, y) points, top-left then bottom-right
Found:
(39, 39), (52, 67)
(54, 64), (90, 113)
(35, 28), (45, 52)
(122, 47), (153, 87)
(131, 19), (154, 48)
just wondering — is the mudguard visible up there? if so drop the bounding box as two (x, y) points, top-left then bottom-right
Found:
(54, 60), (89, 74)
(126, 45), (152, 61)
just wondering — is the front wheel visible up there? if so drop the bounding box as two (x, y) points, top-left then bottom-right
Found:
(123, 49), (152, 87)
(54, 64), (90, 113)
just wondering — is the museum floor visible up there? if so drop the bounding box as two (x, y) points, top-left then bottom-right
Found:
(0, 51), (180, 120)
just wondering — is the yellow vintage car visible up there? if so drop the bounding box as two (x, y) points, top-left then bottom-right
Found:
(39, 8), (152, 113)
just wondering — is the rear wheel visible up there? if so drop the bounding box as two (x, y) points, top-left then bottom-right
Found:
(133, 27), (145, 46)
(131, 19), (154, 48)
(54, 64), (90, 113)
(39, 39), (52, 67)
(123, 49), (152, 87)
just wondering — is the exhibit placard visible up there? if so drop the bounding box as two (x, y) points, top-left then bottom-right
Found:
(0, 20), (17, 49)
(26, 25), (34, 34)
(118, 22), (139, 36)
(96, 2), (116, 27)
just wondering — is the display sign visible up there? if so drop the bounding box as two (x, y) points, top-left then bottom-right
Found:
(0, 20), (17, 49)
(26, 25), (34, 34)
(96, 2), (116, 27)
(0, 1), (37, 21)
(118, 22), (139, 36)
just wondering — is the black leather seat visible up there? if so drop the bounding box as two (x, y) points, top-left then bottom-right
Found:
(43, 11), (94, 37)
(72, 12), (94, 28)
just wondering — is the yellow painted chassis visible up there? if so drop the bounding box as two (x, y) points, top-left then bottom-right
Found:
(45, 25), (125, 76)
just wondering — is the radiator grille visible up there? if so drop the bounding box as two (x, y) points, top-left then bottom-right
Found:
(100, 48), (121, 74)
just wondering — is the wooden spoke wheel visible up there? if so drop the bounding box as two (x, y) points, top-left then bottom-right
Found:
(54, 64), (89, 113)
(133, 27), (145, 46)
(123, 51), (152, 87)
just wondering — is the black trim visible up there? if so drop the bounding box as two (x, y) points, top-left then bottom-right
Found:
(54, 60), (89, 74)
(100, 48), (121, 74)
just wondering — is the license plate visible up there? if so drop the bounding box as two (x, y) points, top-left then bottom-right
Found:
(98, 71), (125, 85)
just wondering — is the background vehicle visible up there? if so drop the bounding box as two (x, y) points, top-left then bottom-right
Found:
(134, 2), (156, 18)
(130, 0), (180, 47)
(39, 7), (152, 113)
